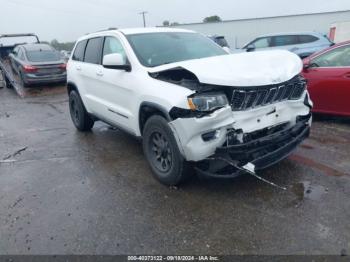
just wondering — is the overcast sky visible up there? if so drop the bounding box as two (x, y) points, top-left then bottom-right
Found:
(0, 0), (350, 42)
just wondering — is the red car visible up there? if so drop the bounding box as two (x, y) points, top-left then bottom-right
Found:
(302, 41), (350, 116)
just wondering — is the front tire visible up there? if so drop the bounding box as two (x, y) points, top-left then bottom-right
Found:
(69, 90), (94, 131)
(143, 115), (191, 186)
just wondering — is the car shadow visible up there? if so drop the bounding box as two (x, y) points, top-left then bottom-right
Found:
(313, 113), (350, 125)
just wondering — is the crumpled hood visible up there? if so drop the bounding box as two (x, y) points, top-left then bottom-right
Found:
(148, 50), (303, 87)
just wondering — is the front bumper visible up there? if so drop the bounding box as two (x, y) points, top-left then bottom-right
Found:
(195, 117), (310, 178)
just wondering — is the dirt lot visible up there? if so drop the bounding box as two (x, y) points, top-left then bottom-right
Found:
(0, 86), (349, 255)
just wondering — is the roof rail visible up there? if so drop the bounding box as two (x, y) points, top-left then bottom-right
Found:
(89, 27), (119, 34)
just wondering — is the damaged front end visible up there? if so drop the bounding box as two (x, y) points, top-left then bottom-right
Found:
(163, 73), (312, 179)
(149, 51), (312, 179)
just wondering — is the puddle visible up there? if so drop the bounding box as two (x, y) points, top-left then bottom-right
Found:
(290, 181), (327, 201)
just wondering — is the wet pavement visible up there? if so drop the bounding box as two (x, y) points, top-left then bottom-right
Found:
(0, 86), (349, 255)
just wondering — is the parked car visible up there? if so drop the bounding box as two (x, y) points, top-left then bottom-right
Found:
(243, 32), (333, 58)
(67, 28), (312, 186)
(9, 43), (67, 87)
(208, 35), (230, 48)
(302, 40), (350, 116)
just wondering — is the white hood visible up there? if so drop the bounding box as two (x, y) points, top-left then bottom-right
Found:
(149, 50), (303, 87)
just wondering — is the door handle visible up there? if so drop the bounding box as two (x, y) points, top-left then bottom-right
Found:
(76, 66), (82, 71)
(96, 71), (104, 77)
(344, 73), (350, 79)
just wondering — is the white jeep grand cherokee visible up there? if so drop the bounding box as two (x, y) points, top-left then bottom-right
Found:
(67, 28), (312, 186)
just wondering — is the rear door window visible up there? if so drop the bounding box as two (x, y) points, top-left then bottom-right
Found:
(298, 35), (319, 44)
(84, 37), (104, 64)
(272, 35), (298, 47)
(72, 40), (87, 62)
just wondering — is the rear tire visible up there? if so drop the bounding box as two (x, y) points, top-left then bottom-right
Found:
(69, 90), (94, 131)
(142, 115), (191, 186)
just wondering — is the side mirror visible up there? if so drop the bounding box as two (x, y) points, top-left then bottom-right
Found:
(303, 58), (317, 70)
(246, 44), (256, 52)
(303, 62), (311, 70)
(103, 53), (131, 71)
(222, 47), (231, 54)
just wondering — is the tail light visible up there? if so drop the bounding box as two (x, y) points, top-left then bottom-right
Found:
(59, 64), (67, 70)
(23, 65), (38, 73)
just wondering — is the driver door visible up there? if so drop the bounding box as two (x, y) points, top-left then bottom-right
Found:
(303, 44), (350, 115)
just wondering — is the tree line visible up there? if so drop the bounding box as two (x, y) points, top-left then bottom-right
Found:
(41, 39), (75, 51)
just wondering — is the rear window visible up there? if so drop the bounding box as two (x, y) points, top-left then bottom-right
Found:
(84, 37), (104, 64)
(72, 40), (87, 62)
(298, 35), (319, 44)
(26, 50), (60, 62)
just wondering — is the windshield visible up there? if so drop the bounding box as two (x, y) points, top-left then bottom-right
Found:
(126, 32), (227, 67)
(26, 50), (61, 62)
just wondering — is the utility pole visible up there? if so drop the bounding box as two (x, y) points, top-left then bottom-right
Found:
(139, 11), (148, 27)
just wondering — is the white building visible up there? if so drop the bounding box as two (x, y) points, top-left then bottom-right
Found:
(172, 10), (350, 48)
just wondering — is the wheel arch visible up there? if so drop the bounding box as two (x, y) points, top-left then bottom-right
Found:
(139, 102), (172, 135)
(67, 81), (79, 95)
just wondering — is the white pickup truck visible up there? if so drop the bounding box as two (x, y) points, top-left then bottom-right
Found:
(67, 28), (312, 186)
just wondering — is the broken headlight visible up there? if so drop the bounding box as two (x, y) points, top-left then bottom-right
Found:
(188, 93), (228, 112)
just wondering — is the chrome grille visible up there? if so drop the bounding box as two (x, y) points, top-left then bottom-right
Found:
(231, 77), (306, 111)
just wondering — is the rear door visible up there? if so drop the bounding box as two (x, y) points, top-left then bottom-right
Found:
(79, 37), (105, 115)
(270, 35), (299, 52)
(303, 44), (350, 115)
(69, 39), (88, 104)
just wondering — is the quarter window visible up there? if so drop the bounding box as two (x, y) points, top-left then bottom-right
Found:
(72, 40), (87, 62)
(272, 35), (298, 47)
(298, 35), (319, 44)
(84, 37), (104, 64)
